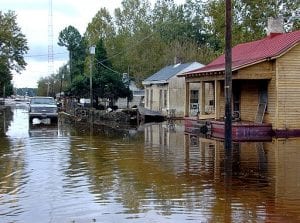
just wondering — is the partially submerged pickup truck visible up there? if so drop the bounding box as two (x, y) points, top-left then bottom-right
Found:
(28, 96), (58, 124)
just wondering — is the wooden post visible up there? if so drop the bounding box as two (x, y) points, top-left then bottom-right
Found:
(224, 6), (233, 218)
(201, 81), (205, 115)
(225, 0), (232, 152)
(185, 82), (190, 117)
(215, 80), (221, 119)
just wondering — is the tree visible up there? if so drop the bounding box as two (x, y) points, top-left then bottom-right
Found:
(83, 0), (217, 86)
(0, 11), (28, 92)
(66, 75), (89, 98)
(114, 0), (152, 34)
(58, 26), (86, 83)
(205, 0), (300, 55)
(85, 8), (116, 44)
(93, 39), (131, 107)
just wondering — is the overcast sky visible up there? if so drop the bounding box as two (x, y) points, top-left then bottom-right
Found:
(1, 0), (185, 88)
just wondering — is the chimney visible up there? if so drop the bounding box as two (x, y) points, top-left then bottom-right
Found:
(174, 56), (181, 65)
(267, 17), (284, 36)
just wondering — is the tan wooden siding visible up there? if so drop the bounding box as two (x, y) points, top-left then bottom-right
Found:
(145, 76), (202, 117)
(218, 82), (225, 118)
(169, 76), (186, 117)
(236, 61), (274, 79)
(276, 43), (300, 129)
(264, 62), (277, 124)
(239, 81), (259, 121)
(144, 84), (168, 112)
(205, 82), (215, 113)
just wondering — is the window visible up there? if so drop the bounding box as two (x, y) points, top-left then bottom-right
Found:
(190, 90), (199, 104)
(164, 90), (167, 107)
(31, 97), (55, 105)
(150, 89), (153, 109)
(146, 89), (149, 107)
(159, 89), (163, 110)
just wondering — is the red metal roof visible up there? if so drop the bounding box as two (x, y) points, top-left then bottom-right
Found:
(186, 30), (300, 75)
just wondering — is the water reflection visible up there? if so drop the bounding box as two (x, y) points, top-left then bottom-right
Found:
(143, 122), (300, 222)
(0, 107), (13, 136)
(0, 106), (26, 219)
(0, 108), (300, 222)
(28, 123), (59, 137)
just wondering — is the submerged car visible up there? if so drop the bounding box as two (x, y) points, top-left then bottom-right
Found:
(28, 96), (58, 123)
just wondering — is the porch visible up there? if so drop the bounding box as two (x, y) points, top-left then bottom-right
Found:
(184, 118), (273, 141)
(183, 73), (273, 141)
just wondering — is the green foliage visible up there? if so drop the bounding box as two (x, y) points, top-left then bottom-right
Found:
(0, 11), (28, 90)
(3, 83), (13, 97)
(205, 0), (300, 54)
(85, 8), (116, 45)
(58, 26), (87, 83)
(93, 39), (132, 106)
(37, 66), (68, 97)
(66, 75), (89, 98)
(46, 0), (300, 101)
(58, 25), (82, 50)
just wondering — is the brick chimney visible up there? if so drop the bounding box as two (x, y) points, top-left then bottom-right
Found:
(267, 17), (284, 36)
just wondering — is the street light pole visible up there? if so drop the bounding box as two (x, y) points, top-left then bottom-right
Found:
(89, 46), (96, 109)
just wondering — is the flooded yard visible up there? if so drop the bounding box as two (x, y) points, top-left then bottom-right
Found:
(1, 105), (300, 222)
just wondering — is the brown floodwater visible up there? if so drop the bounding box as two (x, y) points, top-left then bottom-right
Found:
(1, 105), (300, 222)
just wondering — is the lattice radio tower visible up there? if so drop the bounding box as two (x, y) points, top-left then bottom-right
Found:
(48, 0), (54, 78)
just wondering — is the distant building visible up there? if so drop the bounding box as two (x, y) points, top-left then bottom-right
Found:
(142, 62), (204, 118)
(115, 81), (144, 109)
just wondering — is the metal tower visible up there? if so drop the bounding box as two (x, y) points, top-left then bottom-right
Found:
(48, 0), (54, 78)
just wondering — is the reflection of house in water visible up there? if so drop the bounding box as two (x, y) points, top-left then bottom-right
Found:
(144, 122), (300, 220)
(266, 138), (300, 218)
(144, 122), (185, 150)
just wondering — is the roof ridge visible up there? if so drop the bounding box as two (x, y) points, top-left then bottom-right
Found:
(184, 29), (300, 75)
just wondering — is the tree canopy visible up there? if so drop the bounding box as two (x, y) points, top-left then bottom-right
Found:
(40, 0), (300, 103)
(0, 11), (28, 91)
(93, 39), (132, 107)
(58, 25), (87, 83)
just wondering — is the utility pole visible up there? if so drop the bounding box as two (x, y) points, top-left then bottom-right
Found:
(224, 0), (232, 152)
(224, 4), (233, 220)
(89, 46), (96, 109)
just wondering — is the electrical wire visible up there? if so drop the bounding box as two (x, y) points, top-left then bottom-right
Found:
(95, 58), (121, 74)
(24, 52), (67, 58)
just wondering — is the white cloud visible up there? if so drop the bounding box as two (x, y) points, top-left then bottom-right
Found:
(12, 59), (66, 88)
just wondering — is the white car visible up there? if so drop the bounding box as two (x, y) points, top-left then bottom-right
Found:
(28, 96), (58, 124)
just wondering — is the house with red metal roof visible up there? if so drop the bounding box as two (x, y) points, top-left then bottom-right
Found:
(179, 18), (300, 139)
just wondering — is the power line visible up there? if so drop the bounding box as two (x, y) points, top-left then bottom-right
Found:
(95, 58), (122, 75)
(98, 32), (155, 64)
(24, 52), (67, 58)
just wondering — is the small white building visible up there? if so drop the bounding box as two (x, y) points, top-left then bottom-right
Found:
(115, 81), (144, 109)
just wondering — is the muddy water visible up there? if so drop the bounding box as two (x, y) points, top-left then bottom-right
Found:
(1, 106), (300, 222)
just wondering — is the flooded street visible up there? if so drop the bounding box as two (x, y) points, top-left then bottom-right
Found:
(1, 105), (300, 222)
